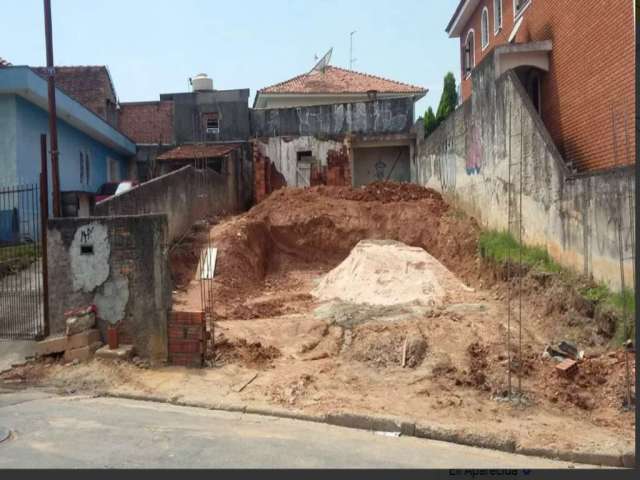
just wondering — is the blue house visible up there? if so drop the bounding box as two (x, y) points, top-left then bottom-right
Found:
(0, 66), (135, 234)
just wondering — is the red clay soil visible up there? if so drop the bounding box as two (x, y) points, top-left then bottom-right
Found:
(185, 183), (480, 318)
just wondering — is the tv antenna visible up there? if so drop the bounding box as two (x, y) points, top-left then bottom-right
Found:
(350, 31), (357, 70)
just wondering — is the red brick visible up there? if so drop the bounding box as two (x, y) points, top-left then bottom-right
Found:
(453, 0), (635, 172)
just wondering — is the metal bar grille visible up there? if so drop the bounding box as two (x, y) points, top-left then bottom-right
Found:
(0, 182), (45, 340)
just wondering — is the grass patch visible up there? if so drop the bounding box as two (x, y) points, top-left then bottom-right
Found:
(478, 230), (561, 273)
(0, 243), (37, 263)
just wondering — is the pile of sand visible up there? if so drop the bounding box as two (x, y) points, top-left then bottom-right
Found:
(312, 240), (470, 308)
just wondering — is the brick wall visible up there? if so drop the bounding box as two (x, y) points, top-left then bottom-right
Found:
(118, 101), (175, 145)
(326, 146), (352, 187)
(252, 143), (287, 203)
(168, 311), (205, 367)
(455, 0), (635, 172)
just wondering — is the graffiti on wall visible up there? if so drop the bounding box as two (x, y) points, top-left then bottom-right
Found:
(466, 122), (482, 175)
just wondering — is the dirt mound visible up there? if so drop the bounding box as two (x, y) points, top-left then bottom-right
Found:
(197, 183), (480, 318)
(212, 335), (281, 369)
(320, 181), (445, 203)
(313, 240), (470, 308)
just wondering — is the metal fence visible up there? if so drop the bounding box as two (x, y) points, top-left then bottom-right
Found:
(0, 182), (46, 339)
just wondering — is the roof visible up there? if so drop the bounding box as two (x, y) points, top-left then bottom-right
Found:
(157, 143), (241, 161)
(0, 66), (135, 155)
(258, 66), (426, 95)
(446, 0), (481, 38)
(118, 101), (175, 145)
(30, 66), (117, 117)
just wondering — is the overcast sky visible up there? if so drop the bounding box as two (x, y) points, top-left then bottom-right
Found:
(1, 0), (461, 117)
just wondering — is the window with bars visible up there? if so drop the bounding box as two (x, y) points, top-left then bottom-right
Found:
(464, 30), (475, 77)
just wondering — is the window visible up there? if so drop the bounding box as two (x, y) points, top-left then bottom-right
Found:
(79, 151), (85, 184)
(464, 30), (475, 77)
(513, 0), (531, 19)
(107, 157), (120, 182)
(85, 150), (90, 185)
(481, 8), (490, 49)
(202, 112), (220, 134)
(494, 0), (503, 34)
(79, 150), (91, 185)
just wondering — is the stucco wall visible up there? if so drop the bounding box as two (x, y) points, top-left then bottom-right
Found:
(414, 53), (635, 290)
(14, 96), (129, 198)
(94, 165), (237, 243)
(47, 215), (171, 363)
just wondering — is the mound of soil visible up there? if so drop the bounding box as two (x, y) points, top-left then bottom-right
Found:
(198, 183), (480, 317)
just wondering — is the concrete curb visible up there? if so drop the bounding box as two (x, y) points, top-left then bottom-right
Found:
(100, 392), (632, 468)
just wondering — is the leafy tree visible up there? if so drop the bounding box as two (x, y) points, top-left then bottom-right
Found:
(423, 107), (438, 137)
(436, 72), (459, 123)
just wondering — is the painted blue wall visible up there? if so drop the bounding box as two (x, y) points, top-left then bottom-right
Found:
(0, 95), (18, 185)
(15, 95), (128, 195)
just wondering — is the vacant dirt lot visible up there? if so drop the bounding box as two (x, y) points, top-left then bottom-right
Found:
(3, 182), (635, 458)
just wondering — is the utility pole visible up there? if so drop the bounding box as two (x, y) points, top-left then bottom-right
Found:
(44, 0), (61, 217)
(349, 31), (357, 70)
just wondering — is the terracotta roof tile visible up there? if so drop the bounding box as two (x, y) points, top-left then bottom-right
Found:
(157, 143), (241, 161)
(118, 101), (175, 145)
(259, 66), (426, 95)
(31, 66), (116, 118)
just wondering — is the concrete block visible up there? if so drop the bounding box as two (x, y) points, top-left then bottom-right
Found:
(66, 312), (96, 336)
(95, 344), (135, 361)
(36, 336), (67, 356)
(63, 341), (102, 363)
(66, 329), (101, 350)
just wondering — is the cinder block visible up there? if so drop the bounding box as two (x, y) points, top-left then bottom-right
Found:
(95, 344), (135, 361)
(36, 335), (67, 356)
(64, 341), (102, 363)
(66, 329), (101, 350)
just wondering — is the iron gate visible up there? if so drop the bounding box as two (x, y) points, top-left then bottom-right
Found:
(0, 182), (46, 339)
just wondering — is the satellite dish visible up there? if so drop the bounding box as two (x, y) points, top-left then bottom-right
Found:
(311, 48), (333, 73)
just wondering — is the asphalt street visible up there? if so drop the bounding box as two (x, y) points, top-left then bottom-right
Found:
(0, 388), (591, 469)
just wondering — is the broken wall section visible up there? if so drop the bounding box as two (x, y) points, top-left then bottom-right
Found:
(47, 214), (172, 364)
(414, 50), (635, 290)
(250, 97), (416, 200)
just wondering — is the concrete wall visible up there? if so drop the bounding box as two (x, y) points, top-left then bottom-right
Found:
(160, 89), (250, 144)
(94, 165), (237, 243)
(254, 136), (345, 187)
(47, 215), (171, 363)
(414, 52), (635, 290)
(250, 97), (415, 138)
(353, 146), (410, 186)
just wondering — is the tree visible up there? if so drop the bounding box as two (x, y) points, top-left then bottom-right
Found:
(436, 72), (459, 123)
(423, 107), (438, 137)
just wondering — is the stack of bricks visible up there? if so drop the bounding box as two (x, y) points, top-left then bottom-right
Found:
(36, 329), (102, 363)
(326, 146), (352, 187)
(168, 311), (206, 367)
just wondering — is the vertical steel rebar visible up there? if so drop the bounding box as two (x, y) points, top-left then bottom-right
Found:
(506, 100), (513, 400)
(518, 104), (524, 398)
(610, 105), (632, 410)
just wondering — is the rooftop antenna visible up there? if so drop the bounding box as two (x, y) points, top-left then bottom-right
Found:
(350, 31), (357, 70)
(311, 48), (333, 73)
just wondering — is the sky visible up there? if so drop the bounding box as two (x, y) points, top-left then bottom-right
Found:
(1, 0), (461, 118)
